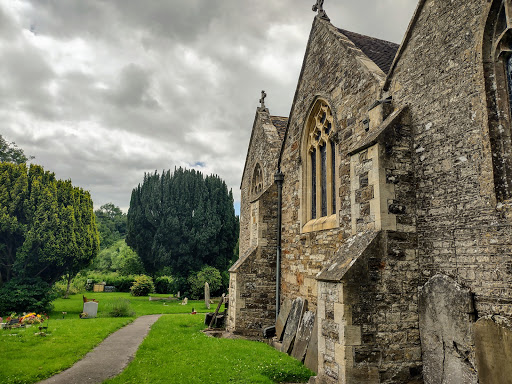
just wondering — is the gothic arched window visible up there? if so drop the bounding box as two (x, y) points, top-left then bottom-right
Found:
(251, 163), (263, 196)
(303, 100), (337, 229)
(485, 0), (512, 200)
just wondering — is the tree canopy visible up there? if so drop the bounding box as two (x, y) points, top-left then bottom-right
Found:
(0, 163), (99, 287)
(126, 167), (237, 278)
(0, 134), (33, 164)
(95, 203), (127, 250)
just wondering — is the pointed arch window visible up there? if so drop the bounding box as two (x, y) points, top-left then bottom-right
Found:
(303, 100), (337, 230)
(485, 0), (512, 200)
(251, 163), (263, 196)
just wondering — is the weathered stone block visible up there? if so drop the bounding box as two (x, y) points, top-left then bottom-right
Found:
(282, 297), (307, 354)
(419, 274), (477, 384)
(474, 316), (512, 384)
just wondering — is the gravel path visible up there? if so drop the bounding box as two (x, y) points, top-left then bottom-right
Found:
(38, 314), (162, 384)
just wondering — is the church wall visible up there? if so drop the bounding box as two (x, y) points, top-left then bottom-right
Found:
(278, 18), (384, 308)
(239, 110), (281, 257)
(387, 0), (512, 320)
(228, 183), (278, 336)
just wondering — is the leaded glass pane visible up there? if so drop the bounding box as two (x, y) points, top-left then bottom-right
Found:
(507, 55), (512, 116)
(331, 141), (336, 215)
(311, 149), (316, 219)
(321, 144), (327, 217)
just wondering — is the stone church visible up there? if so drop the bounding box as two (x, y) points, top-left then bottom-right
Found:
(228, 0), (512, 383)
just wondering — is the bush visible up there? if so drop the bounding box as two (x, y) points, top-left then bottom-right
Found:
(82, 272), (136, 292)
(154, 276), (174, 294)
(0, 278), (56, 315)
(130, 275), (155, 296)
(187, 266), (222, 299)
(104, 298), (135, 317)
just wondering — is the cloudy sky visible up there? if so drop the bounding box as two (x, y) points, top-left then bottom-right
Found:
(0, 0), (417, 213)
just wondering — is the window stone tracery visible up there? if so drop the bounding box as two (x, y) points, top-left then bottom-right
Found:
(485, 0), (512, 201)
(251, 163), (263, 196)
(303, 101), (337, 229)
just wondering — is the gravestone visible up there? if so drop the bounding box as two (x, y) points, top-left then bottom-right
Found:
(276, 298), (292, 341)
(281, 297), (306, 354)
(104, 286), (115, 293)
(83, 301), (98, 318)
(304, 314), (319, 373)
(291, 310), (316, 362)
(177, 291), (181, 298)
(419, 274), (477, 384)
(205, 282), (210, 309)
(182, 297), (188, 305)
(474, 316), (512, 384)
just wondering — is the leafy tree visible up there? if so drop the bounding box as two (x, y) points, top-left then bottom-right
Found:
(126, 168), (238, 281)
(0, 134), (33, 164)
(95, 203), (127, 250)
(188, 266), (222, 299)
(0, 163), (99, 310)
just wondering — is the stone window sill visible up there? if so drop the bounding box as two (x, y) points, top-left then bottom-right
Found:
(302, 214), (337, 233)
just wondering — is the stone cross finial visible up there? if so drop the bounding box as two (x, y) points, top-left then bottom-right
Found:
(259, 90), (267, 109)
(312, 0), (330, 21)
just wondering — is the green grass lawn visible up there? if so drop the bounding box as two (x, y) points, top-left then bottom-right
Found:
(50, 292), (222, 318)
(105, 314), (314, 384)
(0, 317), (132, 384)
(1, 293), (312, 384)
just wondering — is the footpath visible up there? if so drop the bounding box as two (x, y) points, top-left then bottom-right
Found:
(38, 314), (162, 384)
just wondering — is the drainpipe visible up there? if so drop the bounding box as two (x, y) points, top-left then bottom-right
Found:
(274, 170), (284, 322)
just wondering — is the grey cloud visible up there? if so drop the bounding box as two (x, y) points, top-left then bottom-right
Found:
(0, 0), (418, 212)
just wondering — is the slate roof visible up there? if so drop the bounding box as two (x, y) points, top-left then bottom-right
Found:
(338, 29), (399, 74)
(271, 116), (288, 141)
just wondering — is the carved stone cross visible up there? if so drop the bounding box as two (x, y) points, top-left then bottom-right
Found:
(259, 90), (267, 109)
(312, 0), (330, 21)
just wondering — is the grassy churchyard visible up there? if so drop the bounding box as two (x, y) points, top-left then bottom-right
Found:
(0, 293), (313, 384)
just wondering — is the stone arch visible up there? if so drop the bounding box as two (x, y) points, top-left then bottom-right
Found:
(300, 98), (338, 231)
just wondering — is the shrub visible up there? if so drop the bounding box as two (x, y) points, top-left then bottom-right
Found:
(82, 272), (135, 292)
(104, 298), (135, 317)
(187, 266), (222, 299)
(130, 275), (155, 296)
(0, 278), (56, 315)
(154, 276), (174, 294)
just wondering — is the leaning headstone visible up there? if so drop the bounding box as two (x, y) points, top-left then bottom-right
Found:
(291, 310), (316, 362)
(474, 315), (512, 384)
(276, 298), (292, 341)
(281, 297), (306, 354)
(205, 282), (210, 309)
(83, 301), (98, 318)
(419, 274), (477, 384)
(304, 314), (319, 373)
(181, 297), (188, 305)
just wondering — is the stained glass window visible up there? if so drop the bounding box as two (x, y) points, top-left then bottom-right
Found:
(305, 101), (337, 224)
(331, 140), (336, 214)
(311, 148), (317, 219)
(321, 143), (327, 217)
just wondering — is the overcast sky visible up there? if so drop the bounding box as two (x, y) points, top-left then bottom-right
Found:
(0, 0), (417, 213)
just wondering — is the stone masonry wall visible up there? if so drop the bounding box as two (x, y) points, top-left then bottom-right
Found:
(228, 184), (278, 336)
(239, 109), (282, 257)
(279, 17), (385, 308)
(317, 231), (422, 384)
(387, 0), (512, 319)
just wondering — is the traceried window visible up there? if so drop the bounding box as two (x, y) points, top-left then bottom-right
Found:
(485, 0), (512, 200)
(251, 163), (263, 196)
(303, 100), (337, 227)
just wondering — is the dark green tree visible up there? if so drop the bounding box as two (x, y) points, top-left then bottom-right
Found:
(0, 163), (99, 310)
(126, 168), (237, 281)
(0, 134), (33, 164)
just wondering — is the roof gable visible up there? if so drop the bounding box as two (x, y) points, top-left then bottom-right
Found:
(338, 28), (399, 74)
